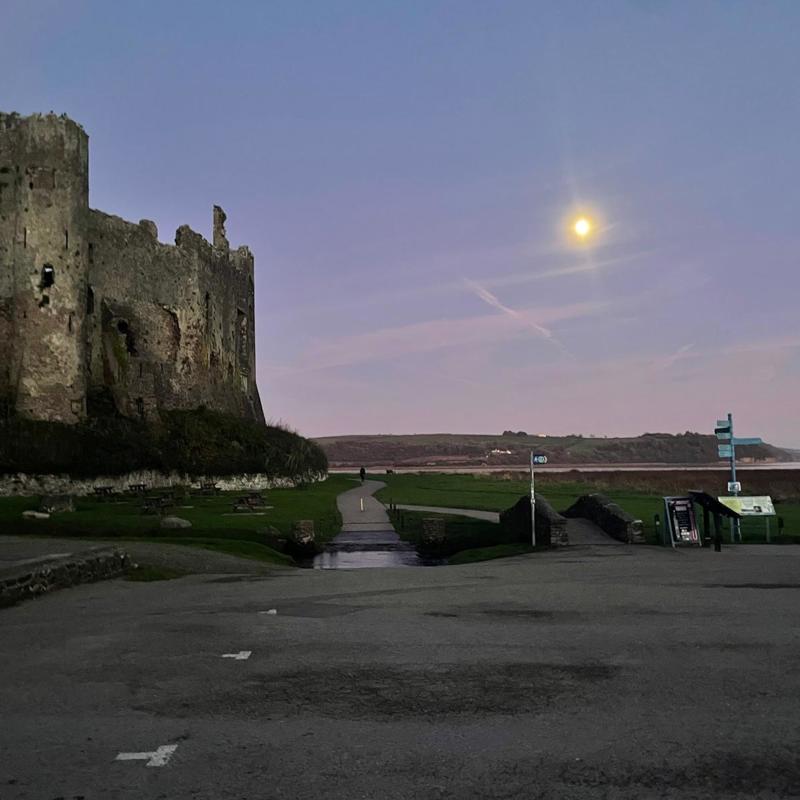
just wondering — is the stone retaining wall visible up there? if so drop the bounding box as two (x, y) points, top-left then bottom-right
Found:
(500, 495), (569, 547)
(563, 493), (645, 544)
(0, 548), (130, 608)
(0, 470), (327, 497)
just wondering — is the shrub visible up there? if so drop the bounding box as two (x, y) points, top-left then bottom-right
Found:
(0, 409), (327, 480)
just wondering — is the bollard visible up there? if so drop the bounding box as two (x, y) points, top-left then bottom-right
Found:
(360, 497), (364, 512)
(654, 514), (661, 546)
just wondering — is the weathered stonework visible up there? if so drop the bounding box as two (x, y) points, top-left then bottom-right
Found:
(0, 548), (130, 608)
(564, 493), (645, 544)
(0, 470), (325, 497)
(500, 495), (569, 547)
(0, 112), (263, 424)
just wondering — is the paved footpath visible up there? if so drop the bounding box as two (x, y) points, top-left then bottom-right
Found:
(394, 503), (501, 522)
(316, 480), (424, 567)
(337, 479), (396, 532)
(3, 543), (800, 798)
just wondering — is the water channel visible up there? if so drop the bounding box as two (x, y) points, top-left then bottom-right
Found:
(310, 480), (446, 569)
(311, 528), (444, 569)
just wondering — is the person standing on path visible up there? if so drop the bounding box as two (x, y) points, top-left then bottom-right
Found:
(360, 466), (366, 483)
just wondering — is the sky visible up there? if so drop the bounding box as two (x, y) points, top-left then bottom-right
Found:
(3, 0), (800, 446)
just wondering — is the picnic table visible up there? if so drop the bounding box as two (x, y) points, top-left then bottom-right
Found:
(197, 482), (220, 496)
(128, 483), (147, 495)
(93, 486), (115, 500)
(232, 492), (267, 513)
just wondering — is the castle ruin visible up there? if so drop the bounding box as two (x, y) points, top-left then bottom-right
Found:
(0, 112), (264, 424)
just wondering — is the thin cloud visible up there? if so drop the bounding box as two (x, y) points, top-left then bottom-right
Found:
(476, 248), (653, 290)
(655, 343), (695, 372)
(298, 299), (605, 371)
(268, 244), (653, 322)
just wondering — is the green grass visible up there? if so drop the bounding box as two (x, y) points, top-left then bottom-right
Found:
(376, 472), (530, 512)
(448, 543), (536, 564)
(0, 475), (352, 553)
(376, 472), (800, 544)
(152, 536), (294, 565)
(125, 564), (188, 581)
(391, 509), (514, 558)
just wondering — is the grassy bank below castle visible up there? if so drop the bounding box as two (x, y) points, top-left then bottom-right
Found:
(0, 408), (328, 481)
(0, 475), (352, 565)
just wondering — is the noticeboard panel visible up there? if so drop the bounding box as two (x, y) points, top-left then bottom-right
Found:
(717, 496), (775, 516)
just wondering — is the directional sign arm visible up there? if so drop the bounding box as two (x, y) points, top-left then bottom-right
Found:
(732, 437), (763, 446)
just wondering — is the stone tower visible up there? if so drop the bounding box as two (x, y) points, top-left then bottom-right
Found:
(0, 113), (89, 422)
(1, 111), (264, 426)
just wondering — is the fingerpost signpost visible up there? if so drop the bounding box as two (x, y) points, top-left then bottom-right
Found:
(714, 412), (763, 542)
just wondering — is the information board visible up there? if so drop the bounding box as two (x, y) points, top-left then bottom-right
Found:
(717, 496), (775, 516)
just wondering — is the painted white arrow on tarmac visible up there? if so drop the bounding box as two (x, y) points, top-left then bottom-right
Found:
(221, 650), (252, 660)
(115, 744), (178, 767)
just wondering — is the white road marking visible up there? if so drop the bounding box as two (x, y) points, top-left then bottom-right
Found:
(221, 650), (252, 660)
(258, 609), (278, 615)
(115, 744), (178, 767)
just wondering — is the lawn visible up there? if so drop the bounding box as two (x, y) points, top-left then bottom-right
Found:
(0, 475), (353, 563)
(375, 472), (800, 544)
(390, 508), (508, 558)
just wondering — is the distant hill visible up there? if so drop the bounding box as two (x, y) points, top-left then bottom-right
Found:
(315, 432), (794, 468)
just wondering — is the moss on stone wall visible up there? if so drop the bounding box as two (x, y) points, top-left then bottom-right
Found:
(0, 408), (327, 480)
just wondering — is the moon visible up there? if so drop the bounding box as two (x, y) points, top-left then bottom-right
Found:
(573, 217), (592, 238)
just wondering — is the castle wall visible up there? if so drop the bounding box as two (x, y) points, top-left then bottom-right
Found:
(0, 111), (263, 425)
(0, 113), (89, 422)
(86, 209), (262, 422)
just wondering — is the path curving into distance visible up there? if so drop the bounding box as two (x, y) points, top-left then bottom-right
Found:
(394, 504), (500, 522)
(315, 483), (620, 568)
(337, 480), (396, 532)
(312, 480), (440, 569)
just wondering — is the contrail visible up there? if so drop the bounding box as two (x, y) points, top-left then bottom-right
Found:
(463, 279), (572, 356)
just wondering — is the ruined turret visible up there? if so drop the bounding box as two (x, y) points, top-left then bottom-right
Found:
(0, 113), (90, 422)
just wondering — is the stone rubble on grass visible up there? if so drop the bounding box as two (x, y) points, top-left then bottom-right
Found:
(39, 495), (75, 513)
(420, 517), (447, 551)
(160, 515), (193, 530)
(287, 520), (317, 557)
